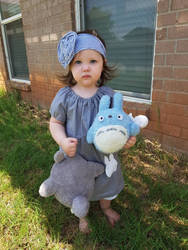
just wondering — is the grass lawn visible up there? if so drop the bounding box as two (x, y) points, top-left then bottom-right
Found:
(0, 90), (187, 250)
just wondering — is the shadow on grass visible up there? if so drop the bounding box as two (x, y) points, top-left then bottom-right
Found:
(0, 91), (188, 249)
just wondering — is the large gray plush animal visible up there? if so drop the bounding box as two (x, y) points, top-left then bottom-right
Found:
(39, 154), (104, 218)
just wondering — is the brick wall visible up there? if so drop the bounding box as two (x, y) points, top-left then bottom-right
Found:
(20, 0), (75, 107)
(145, 0), (188, 154)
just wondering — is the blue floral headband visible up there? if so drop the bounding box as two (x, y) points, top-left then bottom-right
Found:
(57, 31), (106, 68)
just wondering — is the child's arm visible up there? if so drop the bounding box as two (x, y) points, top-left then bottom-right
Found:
(124, 136), (136, 149)
(49, 117), (78, 157)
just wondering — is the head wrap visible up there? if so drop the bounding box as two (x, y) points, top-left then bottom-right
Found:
(57, 31), (106, 68)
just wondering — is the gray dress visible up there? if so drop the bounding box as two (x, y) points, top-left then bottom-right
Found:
(50, 86), (124, 201)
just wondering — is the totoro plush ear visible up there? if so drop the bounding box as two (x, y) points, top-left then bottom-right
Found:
(113, 92), (123, 111)
(86, 126), (94, 144)
(99, 95), (110, 111)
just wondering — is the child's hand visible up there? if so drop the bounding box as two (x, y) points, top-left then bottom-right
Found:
(124, 136), (136, 149)
(61, 137), (78, 157)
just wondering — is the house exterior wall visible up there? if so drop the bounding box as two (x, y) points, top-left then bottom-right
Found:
(19, 0), (75, 106)
(0, 0), (187, 154)
(149, 0), (188, 154)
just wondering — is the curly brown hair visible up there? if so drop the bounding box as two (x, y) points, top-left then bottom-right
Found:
(58, 29), (116, 87)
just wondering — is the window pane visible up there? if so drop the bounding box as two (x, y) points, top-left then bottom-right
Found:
(0, 0), (20, 19)
(5, 19), (29, 80)
(84, 0), (157, 99)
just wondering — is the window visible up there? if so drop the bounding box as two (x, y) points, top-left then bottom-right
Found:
(0, 0), (29, 82)
(79, 0), (157, 101)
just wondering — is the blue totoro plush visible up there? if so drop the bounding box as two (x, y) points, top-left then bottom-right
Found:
(87, 92), (148, 154)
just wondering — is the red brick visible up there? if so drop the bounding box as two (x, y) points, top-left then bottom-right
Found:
(157, 13), (177, 27)
(148, 121), (181, 137)
(177, 10), (188, 24)
(150, 106), (167, 122)
(156, 28), (167, 40)
(173, 67), (188, 80)
(181, 128), (188, 139)
(20, 0), (74, 108)
(154, 66), (173, 78)
(176, 39), (188, 52)
(123, 107), (137, 117)
(142, 128), (163, 141)
(171, 0), (188, 10)
(167, 92), (188, 105)
(152, 90), (167, 102)
(147, 121), (160, 132)
(166, 54), (188, 66)
(168, 26), (188, 39)
(166, 114), (188, 128)
(135, 108), (150, 117)
(21, 91), (32, 102)
(160, 102), (186, 116)
(184, 106), (188, 117)
(158, 0), (169, 13)
(154, 55), (165, 65)
(161, 124), (181, 137)
(153, 79), (164, 89)
(129, 102), (150, 112)
(163, 80), (188, 92)
(155, 40), (175, 53)
(162, 135), (188, 154)
(35, 74), (48, 83)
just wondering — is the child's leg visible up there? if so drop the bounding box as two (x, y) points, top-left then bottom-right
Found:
(79, 217), (91, 234)
(100, 197), (120, 226)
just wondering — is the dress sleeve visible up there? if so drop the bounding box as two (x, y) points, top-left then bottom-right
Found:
(49, 88), (67, 123)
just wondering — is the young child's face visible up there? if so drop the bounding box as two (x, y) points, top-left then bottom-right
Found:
(70, 49), (104, 88)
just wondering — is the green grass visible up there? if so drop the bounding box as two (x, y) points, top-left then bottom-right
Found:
(0, 89), (187, 250)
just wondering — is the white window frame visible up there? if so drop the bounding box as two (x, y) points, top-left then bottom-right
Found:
(0, 12), (30, 84)
(75, 0), (157, 104)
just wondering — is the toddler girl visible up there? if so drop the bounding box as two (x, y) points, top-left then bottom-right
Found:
(49, 30), (136, 233)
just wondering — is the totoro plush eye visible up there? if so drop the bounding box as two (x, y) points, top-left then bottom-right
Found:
(117, 114), (123, 120)
(98, 116), (104, 122)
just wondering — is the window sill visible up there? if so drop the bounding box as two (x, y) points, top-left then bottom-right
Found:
(115, 90), (152, 104)
(6, 80), (31, 92)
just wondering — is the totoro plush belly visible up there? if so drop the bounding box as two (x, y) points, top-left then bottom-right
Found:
(94, 125), (129, 154)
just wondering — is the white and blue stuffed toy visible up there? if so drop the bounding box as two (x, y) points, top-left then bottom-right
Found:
(87, 92), (148, 154)
(87, 92), (148, 177)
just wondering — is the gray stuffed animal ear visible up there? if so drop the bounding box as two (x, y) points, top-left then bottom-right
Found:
(54, 149), (64, 163)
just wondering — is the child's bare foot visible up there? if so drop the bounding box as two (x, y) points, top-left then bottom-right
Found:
(102, 207), (120, 227)
(100, 199), (120, 227)
(79, 217), (91, 234)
